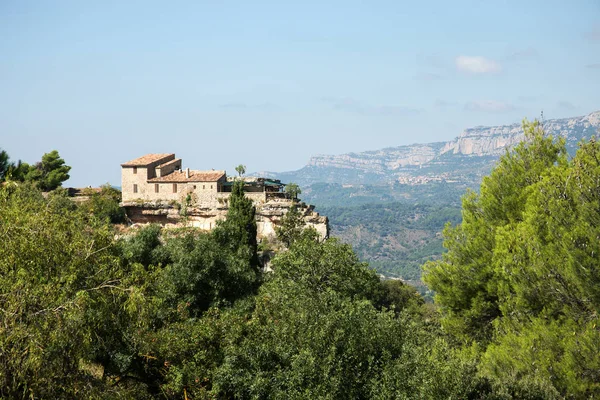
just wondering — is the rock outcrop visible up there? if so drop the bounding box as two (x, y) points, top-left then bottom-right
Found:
(122, 198), (329, 240)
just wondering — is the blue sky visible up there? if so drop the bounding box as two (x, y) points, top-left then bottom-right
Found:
(1, 0), (599, 186)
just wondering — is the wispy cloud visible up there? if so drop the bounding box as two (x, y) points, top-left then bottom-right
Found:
(434, 99), (458, 108)
(414, 72), (444, 81)
(586, 63), (600, 69)
(219, 102), (279, 111)
(584, 25), (600, 42)
(328, 97), (422, 117)
(507, 47), (540, 61)
(518, 95), (538, 102)
(414, 53), (450, 81)
(557, 101), (577, 111)
(464, 100), (515, 113)
(456, 56), (502, 74)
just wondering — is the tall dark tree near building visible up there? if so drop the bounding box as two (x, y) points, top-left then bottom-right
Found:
(0, 149), (9, 182)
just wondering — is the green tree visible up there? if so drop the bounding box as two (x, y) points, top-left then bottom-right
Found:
(423, 119), (566, 342)
(0, 183), (143, 398)
(275, 204), (305, 247)
(285, 182), (301, 200)
(78, 184), (126, 223)
(22, 150), (71, 190)
(424, 121), (600, 397)
(0, 149), (9, 182)
(235, 164), (246, 178)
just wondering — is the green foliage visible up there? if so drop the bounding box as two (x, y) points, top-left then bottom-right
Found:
(271, 233), (382, 301)
(285, 181), (302, 200)
(78, 184), (126, 223)
(376, 279), (424, 315)
(120, 224), (166, 268)
(235, 164), (246, 177)
(424, 120), (600, 397)
(423, 120), (567, 342)
(0, 149), (9, 181)
(29, 150), (72, 190)
(12, 124), (600, 398)
(0, 184), (137, 398)
(2, 149), (71, 190)
(275, 204), (305, 247)
(321, 201), (461, 280)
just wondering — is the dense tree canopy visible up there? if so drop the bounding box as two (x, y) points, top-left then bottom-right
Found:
(0, 148), (71, 190)
(424, 120), (600, 398)
(3, 126), (599, 398)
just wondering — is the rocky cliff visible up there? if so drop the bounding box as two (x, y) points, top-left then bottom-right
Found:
(261, 110), (600, 186)
(122, 198), (329, 240)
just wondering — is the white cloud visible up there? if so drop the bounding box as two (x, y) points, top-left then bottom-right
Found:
(455, 56), (502, 74)
(465, 100), (514, 113)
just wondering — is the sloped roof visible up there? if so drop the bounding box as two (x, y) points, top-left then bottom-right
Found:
(148, 170), (226, 183)
(121, 154), (175, 167)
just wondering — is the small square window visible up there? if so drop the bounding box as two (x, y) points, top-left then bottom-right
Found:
(193, 185), (196, 189)
(133, 184), (138, 193)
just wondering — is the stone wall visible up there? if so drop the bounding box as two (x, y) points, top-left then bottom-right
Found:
(121, 166), (151, 202)
(157, 159), (182, 177)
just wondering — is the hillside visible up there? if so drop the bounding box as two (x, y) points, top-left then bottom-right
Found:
(255, 111), (600, 282)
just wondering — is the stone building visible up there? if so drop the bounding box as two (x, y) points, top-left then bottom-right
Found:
(121, 153), (227, 205)
(120, 153), (329, 239)
(121, 153), (286, 207)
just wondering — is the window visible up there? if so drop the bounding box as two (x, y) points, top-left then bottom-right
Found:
(133, 167), (137, 174)
(203, 185), (205, 189)
(155, 184), (159, 193)
(133, 184), (138, 193)
(193, 185), (196, 189)
(173, 183), (177, 193)
(211, 185), (213, 189)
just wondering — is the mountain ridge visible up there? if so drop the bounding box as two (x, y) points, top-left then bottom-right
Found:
(255, 110), (600, 186)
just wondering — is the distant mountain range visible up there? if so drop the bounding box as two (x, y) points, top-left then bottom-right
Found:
(256, 110), (600, 187)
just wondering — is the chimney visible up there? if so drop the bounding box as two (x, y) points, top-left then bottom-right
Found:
(186, 168), (190, 179)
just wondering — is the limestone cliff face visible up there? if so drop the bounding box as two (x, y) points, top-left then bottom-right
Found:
(265, 110), (600, 186)
(307, 143), (446, 173)
(440, 111), (600, 156)
(122, 198), (329, 240)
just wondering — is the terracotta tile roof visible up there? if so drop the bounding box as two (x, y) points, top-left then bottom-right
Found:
(148, 170), (226, 183)
(121, 153), (175, 167)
